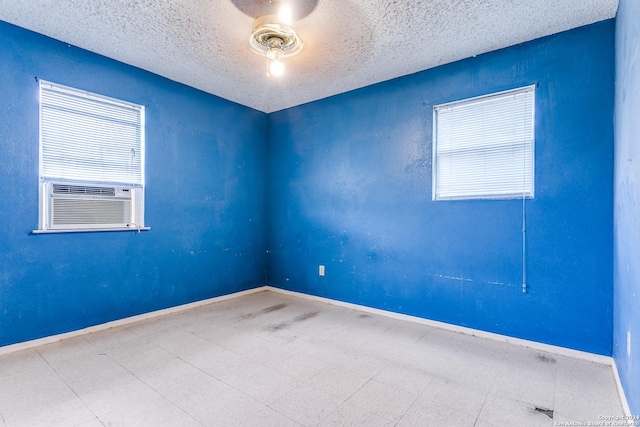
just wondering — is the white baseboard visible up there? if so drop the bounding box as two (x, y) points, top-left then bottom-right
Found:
(612, 359), (633, 417)
(270, 287), (635, 412)
(0, 286), (267, 356)
(2, 284), (627, 410)
(1, 285), (614, 366)
(265, 286), (613, 365)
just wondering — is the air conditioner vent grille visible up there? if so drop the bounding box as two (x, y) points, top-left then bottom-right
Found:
(52, 184), (116, 196)
(51, 198), (131, 226)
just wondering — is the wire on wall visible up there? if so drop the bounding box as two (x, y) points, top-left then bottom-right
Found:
(522, 194), (527, 293)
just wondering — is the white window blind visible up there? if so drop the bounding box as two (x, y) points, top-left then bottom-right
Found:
(40, 81), (144, 187)
(433, 85), (535, 200)
(37, 81), (146, 232)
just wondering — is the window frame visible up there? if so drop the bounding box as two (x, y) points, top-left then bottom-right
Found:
(432, 85), (536, 201)
(35, 80), (148, 233)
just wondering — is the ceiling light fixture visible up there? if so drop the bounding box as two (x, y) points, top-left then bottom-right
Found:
(250, 14), (303, 77)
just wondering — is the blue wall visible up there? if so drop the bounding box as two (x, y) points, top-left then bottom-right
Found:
(0, 21), (268, 347)
(614, 0), (640, 414)
(268, 21), (615, 355)
(0, 17), (619, 361)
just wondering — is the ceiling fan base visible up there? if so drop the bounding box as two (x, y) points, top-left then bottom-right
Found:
(231, 0), (319, 20)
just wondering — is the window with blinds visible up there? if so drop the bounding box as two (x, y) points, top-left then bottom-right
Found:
(38, 81), (146, 231)
(432, 85), (535, 201)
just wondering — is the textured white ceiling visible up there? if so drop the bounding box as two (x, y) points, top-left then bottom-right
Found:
(0, 0), (618, 113)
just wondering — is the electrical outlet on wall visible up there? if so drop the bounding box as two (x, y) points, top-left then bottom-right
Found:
(628, 331), (632, 358)
(319, 265), (325, 276)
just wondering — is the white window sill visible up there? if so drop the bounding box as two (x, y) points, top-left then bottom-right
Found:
(31, 227), (150, 235)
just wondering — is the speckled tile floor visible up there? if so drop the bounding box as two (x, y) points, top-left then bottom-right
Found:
(0, 291), (625, 426)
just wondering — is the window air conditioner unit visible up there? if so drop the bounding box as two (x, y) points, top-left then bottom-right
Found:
(48, 183), (134, 230)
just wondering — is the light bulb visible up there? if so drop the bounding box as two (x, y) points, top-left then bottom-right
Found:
(266, 45), (285, 77)
(269, 59), (285, 76)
